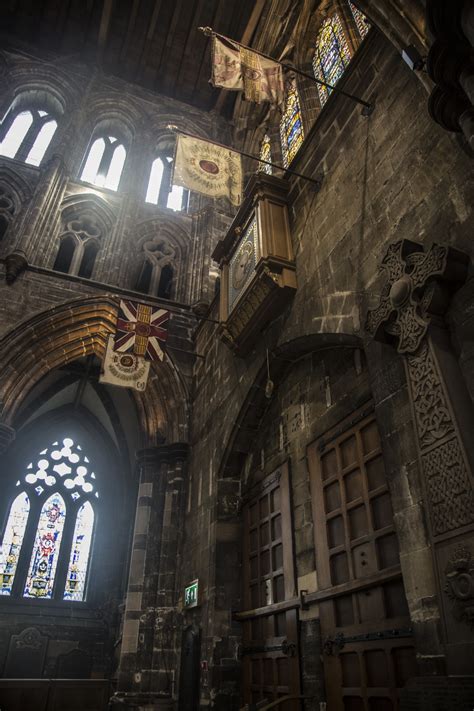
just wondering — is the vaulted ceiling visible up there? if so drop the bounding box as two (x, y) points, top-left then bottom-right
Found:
(1, 0), (265, 114)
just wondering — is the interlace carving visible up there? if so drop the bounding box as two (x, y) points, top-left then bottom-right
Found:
(406, 342), (453, 447)
(422, 438), (474, 534)
(444, 545), (474, 628)
(365, 240), (452, 354)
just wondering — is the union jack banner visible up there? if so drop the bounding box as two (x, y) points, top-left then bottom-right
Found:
(113, 300), (169, 362)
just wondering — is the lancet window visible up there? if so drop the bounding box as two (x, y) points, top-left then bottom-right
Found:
(258, 134), (272, 175)
(0, 108), (58, 166)
(0, 437), (98, 602)
(145, 155), (188, 212)
(80, 135), (126, 191)
(280, 84), (304, 167)
(313, 13), (352, 107)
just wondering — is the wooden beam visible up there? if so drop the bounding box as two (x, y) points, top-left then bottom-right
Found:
(213, 0), (266, 112)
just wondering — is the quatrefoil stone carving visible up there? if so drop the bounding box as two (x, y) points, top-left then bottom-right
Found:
(365, 239), (468, 354)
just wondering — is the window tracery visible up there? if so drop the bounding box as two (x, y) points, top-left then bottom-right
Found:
(0, 108), (57, 166)
(0, 436), (98, 602)
(53, 216), (102, 278)
(80, 136), (126, 191)
(280, 84), (304, 167)
(258, 134), (272, 175)
(135, 236), (177, 299)
(0, 187), (15, 241)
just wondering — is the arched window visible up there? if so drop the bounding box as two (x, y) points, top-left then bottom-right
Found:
(53, 217), (101, 278)
(0, 436), (98, 602)
(258, 134), (272, 175)
(80, 136), (126, 191)
(145, 156), (188, 211)
(313, 13), (352, 107)
(280, 84), (304, 167)
(0, 109), (58, 166)
(349, 1), (371, 39)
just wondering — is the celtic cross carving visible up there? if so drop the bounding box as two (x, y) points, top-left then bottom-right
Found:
(365, 240), (468, 354)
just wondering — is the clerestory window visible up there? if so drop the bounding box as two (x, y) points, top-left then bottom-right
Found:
(279, 83), (304, 167)
(0, 109), (58, 166)
(258, 134), (272, 175)
(145, 156), (188, 212)
(0, 436), (98, 602)
(313, 3), (371, 107)
(80, 136), (126, 191)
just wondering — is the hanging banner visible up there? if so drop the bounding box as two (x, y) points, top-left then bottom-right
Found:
(114, 300), (169, 362)
(172, 133), (242, 206)
(100, 334), (150, 391)
(211, 35), (284, 106)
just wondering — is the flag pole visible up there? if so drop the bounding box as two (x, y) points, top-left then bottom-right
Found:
(170, 127), (324, 188)
(198, 26), (374, 115)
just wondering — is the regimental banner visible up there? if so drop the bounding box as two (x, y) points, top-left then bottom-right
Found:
(114, 300), (169, 362)
(211, 36), (284, 106)
(173, 133), (242, 207)
(99, 335), (150, 391)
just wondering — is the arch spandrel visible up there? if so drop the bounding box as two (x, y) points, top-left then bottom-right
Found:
(0, 296), (189, 445)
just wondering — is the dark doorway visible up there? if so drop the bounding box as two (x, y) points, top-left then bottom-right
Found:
(178, 625), (201, 711)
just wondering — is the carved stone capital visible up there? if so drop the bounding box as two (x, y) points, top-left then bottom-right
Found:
(365, 240), (468, 354)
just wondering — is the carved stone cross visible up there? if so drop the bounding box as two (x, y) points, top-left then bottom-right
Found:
(365, 239), (468, 354)
(365, 238), (474, 668)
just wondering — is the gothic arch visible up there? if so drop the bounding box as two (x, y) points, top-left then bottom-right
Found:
(128, 217), (190, 302)
(0, 296), (189, 445)
(217, 332), (362, 478)
(60, 193), (117, 235)
(1, 62), (81, 118)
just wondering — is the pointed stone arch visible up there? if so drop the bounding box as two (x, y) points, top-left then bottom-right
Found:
(0, 296), (189, 445)
(128, 217), (191, 302)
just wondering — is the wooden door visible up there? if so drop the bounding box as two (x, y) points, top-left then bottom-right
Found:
(240, 463), (301, 710)
(307, 408), (417, 711)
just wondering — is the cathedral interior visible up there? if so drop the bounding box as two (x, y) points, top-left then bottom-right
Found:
(0, 1), (473, 710)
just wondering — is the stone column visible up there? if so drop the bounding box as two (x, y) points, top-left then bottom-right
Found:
(365, 240), (474, 704)
(112, 442), (188, 710)
(426, 0), (474, 148)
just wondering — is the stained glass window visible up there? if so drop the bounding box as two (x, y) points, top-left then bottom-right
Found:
(1, 436), (98, 602)
(349, 2), (371, 39)
(313, 14), (352, 107)
(279, 86), (304, 167)
(64, 502), (94, 601)
(258, 134), (272, 175)
(24, 492), (66, 598)
(0, 492), (30, 595)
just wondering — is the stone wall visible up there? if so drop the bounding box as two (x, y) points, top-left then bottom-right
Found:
(184, 27), (474, 709)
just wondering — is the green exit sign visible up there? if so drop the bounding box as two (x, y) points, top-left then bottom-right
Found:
(184, 579), (199, 608)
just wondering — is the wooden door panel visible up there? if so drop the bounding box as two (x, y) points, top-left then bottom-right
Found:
(308, 407), (417, 710)
(241, 464), (300, 710)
